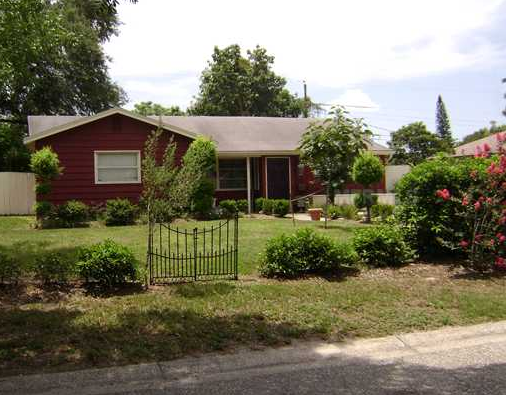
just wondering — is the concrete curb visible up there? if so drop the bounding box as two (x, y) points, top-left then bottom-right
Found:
(2, 320), (506, 394)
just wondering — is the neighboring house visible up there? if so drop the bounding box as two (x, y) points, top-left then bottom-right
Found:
(454, 131), (506, 157)
(25, 108), (392, 212)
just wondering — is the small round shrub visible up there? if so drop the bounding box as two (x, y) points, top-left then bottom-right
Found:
(371, 204), (395, 222)
(327, 205), (341, 219)
(105, 198), (137, 226)
(77, 240), (138, 286)
(354, 193), (378, 209)
(339, 204), (359, 220)
(57, 200), (89, 227)
(260, 228), (358, 277)
(34, 201), (55, 218)
(33, 252), (74, 284)
(352, 225), (415, 267)
(255, 197), (265, 212)
(236, 199), (248, 213)
(262, 199), (274, 215)
(272, 199), (290, 217)
(0, 251), (21, 284)
(218, 200), (238, 217)
(30, 146), (62, 180)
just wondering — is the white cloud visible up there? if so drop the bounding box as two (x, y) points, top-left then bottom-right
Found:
(330, 89), (379, 112)
(104, 0), (505, 106)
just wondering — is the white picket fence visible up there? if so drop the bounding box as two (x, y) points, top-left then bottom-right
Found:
(0, 172), (36, 215)
(313, 193), (397, 207)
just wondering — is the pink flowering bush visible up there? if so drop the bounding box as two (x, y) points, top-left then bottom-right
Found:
(438, 133), (506, 271)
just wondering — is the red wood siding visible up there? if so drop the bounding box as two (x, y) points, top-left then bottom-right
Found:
(35, 114), (192, 206)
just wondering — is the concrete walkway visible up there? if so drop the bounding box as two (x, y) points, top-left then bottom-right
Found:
(2, 321), (506, 394)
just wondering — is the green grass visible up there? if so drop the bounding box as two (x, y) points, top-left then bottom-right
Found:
(0, 216), (362, 275)
(1, 216), (506, 377)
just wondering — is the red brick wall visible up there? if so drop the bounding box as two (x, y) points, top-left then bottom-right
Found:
(35, 114), (192, 206)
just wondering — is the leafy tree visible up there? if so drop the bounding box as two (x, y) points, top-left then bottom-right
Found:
(0, 124), (31, 171)
(189, 44), (315, 117)
(0, 0), (131, 170)
(388, 122), (451, 165)
(460, 123), (506, 145)
(299, 106), (370, 204)
(435, 95), (452, 145)
(352, 152), (384, 223)
(133, 102), (185, 116)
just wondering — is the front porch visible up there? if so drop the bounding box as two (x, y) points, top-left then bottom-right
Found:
(214, 155), (299, 213)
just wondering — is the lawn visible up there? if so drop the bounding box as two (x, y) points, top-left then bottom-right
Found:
(1, 216), (506, 377)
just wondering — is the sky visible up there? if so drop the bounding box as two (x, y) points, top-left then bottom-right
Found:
(104, 0), (506, 145)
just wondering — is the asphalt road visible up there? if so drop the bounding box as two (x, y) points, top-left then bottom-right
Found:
(2, 321), (506, 394)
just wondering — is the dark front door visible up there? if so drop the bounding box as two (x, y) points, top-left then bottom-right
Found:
(267, 158), (290, 199)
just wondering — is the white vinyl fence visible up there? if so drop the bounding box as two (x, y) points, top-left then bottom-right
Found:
(0, 172), (36, 215)
(313, 193), (397, 207)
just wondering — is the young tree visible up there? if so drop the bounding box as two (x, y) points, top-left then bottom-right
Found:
(133, 102), (184, 116)
(188, 44), (316, 117)
(436, 95), (453, 146)
(352, 152), (384, 223)
(299, 106), (370, 204)
(389, 122), (450, 165)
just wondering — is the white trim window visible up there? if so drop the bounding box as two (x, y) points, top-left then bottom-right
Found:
(217, 158), (247, 190)
(94, 151), (141, 184)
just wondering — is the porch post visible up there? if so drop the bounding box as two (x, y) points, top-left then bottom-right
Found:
(246, 157), (251, 215)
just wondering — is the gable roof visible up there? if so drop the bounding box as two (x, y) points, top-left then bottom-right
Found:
(455, 131), (506, 156)
(26, 108), (392, 155)
(25, 108), (198, 143)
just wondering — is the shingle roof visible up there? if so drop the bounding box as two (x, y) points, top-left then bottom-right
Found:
(455, 131), (506, 156)
(26, 108), (392, 154)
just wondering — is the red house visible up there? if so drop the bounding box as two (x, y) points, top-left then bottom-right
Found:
(26, 108), (392, 212)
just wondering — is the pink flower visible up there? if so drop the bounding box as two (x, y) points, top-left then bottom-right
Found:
(462, 196), (469, 206)
(497, 132), (506, 143)
(474, 201), (481, 211)
(495, 257), (506, 268)
(498, 233), (506, 243)
(474, 146), (483, 158)
(460, 240), (469, 248)
(436, 189), (450, 200)
(486, 197), (493, 204)
(490, 239), (495, 246)
(483, 143), (491, 152)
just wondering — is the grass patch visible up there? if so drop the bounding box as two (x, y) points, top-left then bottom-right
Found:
(1, 216), (506, 377)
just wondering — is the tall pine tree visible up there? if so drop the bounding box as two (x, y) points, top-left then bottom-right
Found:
(435, 95), (452, 145)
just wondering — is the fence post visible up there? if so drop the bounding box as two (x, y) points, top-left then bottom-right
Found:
(193, 227), (198, 281)
(234, 213), (239, 280)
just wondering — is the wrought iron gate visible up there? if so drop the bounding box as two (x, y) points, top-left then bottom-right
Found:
(147, 214), (238, 284)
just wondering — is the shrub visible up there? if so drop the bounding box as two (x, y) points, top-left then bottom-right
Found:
(255, 197), (265, 212)
(395, 156), (490, 254)
(262, 199), (274, 215)
(77, 240), (138, 286)
(105, 198), (137, 226)
(353, 225), (415, 267)
(272, 199), (290, 217)
(371, 204), (395, 222)
(33, 252), (74, 284)
(30, 147), (62, 181)
(191, 178), (215, 219)
(56, 200), (88, 227)
(339, 204), (359, 220)
(219, 199), (238, 217)
(34, 201), (55, 218)
(236, 199), (249, 213)
(259, 228), (358, 277)
(327, 205), (341, 219)
(0, 252), (21, 284)
(354, 193), (378, 209)
(181, 136), (217, 218)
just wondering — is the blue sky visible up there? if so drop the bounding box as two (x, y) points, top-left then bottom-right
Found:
(104, 0), (506, 144)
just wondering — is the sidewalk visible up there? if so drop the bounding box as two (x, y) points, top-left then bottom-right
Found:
(2, 320), (506, 394)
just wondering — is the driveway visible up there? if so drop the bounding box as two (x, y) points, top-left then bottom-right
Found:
(2, 321), (506, 394)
